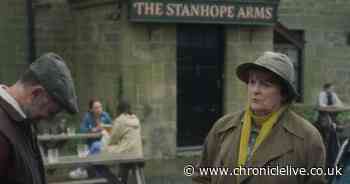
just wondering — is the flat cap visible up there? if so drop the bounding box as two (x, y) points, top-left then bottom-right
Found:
(29, 53), (79, 114)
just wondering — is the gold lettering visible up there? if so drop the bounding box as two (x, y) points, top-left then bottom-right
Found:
(200, 5), (210, 17)
(210, 5), (219, 18)
(265, 7), (273, 20)
(181, 4), (191, 16)
(190, 5), (200, 17)
(219, 6), (228, 18)
(166, 4), (176, 16)
(133, 2), (145, 15)
(227, 6), (235, 18)
(154, 3), (163, 16)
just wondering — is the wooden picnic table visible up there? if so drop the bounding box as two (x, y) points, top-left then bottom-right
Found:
(44, 153), (144, 169)
(38, 133), (147, 184)
(45, 153), (146, 184)
(316, 106), (350, 113)
(37, 133), (103, 160)
(38, 133), (102, 141)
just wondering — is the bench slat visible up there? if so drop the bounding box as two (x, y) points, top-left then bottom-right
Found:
(50, 178), (107, 184)
(44, 154), (145, 169)
(38, 133), (102, 141)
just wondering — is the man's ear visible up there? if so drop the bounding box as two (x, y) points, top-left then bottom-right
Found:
(30, 85), (45, 98)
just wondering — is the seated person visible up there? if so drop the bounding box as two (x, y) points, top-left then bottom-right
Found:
(70, 100), (143, 181)
(80, 98), (112, 147)
(69, 98), (112, 179)
(90, 100), (143, 157)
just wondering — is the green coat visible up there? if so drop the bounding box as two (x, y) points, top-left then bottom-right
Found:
(192, 109), (326, 184)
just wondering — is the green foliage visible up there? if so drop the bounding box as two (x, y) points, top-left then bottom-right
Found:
(290, 104), (317, 123)
(336, 112), (350, 125)
(291, 104), (350, 125)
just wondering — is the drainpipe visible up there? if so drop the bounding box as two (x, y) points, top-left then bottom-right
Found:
(26, 0), (35, 64)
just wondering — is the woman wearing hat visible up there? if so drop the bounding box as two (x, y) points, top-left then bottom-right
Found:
(193, 52), (326, 184)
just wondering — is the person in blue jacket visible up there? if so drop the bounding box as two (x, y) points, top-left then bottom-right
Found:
(70, 98), (112, 179)
(80, 98), (112, 146)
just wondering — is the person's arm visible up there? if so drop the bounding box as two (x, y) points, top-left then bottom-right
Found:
(103, 112), (112, 124)
(104, 127), (132, 154)
(0, 133), (11, 176)
(106, 118), (128, 145)
(80, 113), (91, 133)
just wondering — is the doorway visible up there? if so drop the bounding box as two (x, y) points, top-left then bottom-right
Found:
(177, 24), (224, 147)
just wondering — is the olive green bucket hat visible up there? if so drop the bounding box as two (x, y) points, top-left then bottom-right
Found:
(236, 51), (298, 99)
(29, 52), (79, 114)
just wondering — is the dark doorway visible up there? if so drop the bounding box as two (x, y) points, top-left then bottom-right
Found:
(177, 24), (224, 147)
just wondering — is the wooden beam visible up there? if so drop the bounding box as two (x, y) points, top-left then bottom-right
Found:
(274, 22), (305, 50)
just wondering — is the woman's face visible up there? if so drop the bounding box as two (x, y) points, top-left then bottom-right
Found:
(91, 101), (103, 116)
(247, 70), (284, 116)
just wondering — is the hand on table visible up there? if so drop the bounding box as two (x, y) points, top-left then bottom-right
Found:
(91, 127), (102, 133)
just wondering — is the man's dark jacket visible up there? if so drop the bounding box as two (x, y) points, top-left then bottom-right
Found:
(0, 95), (46, 184)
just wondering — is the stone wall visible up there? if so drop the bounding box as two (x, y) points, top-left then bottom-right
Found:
(118, 2), (177, 158)
(0, 0), (27, 83)
(32, 0), (350, 163)
(35, 0), (122, 116)
(34, 0), (177, 158)
(279, 0), (350, 105)
(224, 26), (274, 112)
(22, 0), (350, 183)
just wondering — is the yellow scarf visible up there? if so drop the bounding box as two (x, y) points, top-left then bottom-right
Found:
(237, 105), (287, 167)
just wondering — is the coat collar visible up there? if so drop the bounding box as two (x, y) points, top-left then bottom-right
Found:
(0, 85), (26, 122)
(240, 109), (306, 183)
(215, 108), (308, 184)
(216, 110), (244, 134)
(216, 109), (306, 139)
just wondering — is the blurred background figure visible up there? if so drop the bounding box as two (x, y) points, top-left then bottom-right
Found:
(72, 100), (143, 183)
(80, 98), (112, 146)
(99, 100), (143, 157)
(70, 98), (112, 179)
(316, 83), (345, 172)
(318, 83), (343, 108)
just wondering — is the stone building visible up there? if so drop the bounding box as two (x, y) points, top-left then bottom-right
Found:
(33, 0), (284, 159)
(1, 0), (350, 183)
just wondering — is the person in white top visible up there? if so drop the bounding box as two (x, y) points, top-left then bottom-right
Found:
(318, 83), (343, 108)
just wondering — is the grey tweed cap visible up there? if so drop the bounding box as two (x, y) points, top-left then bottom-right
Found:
(29, 52), (79, 114)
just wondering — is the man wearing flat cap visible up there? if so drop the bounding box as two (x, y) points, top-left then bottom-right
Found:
(0, 53), (79, 184)
(193, 51), (326, 184)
